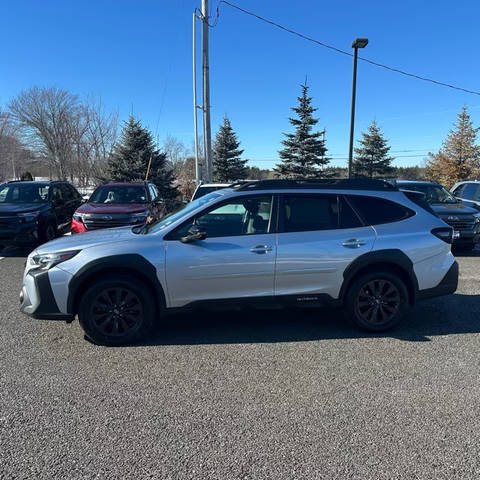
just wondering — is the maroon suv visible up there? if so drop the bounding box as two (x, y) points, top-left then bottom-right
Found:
(71, 182), (165, 233)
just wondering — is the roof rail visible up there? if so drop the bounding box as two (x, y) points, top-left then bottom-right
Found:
(235, 178), (398, 192)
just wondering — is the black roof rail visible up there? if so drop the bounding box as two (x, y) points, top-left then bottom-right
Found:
(235, 178), (398, 192)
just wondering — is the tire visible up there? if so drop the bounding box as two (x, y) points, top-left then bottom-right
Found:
(346, 271), (409, 332)
(42, 222), (57, 243)
(78, 275), (155, 346)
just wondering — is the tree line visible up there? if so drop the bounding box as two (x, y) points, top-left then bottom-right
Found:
(2, 84), (478, 200)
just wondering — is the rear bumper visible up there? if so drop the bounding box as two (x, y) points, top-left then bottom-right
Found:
(416, 260), (458, 301)
(20, 269), (74, 321)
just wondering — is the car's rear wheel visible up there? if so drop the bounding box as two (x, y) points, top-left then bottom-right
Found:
(346, 271), (409, 332)
(78, 275), (155, 346)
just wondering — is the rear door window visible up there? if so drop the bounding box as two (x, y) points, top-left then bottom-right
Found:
(279, 194), (363, 232)
(347, 195), (414, 225)
(60, 184), (74, 201)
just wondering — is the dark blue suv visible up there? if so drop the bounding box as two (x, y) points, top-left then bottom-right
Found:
(396, 180), (480, 251)
(0, 181), (82, 250)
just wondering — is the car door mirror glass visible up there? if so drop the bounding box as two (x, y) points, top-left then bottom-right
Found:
(181, 225), (207, 243)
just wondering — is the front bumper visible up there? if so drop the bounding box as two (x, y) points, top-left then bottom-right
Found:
(0, 223), (39, 246)
(20, 268), (74, 321)
(417, 260), (459, 301)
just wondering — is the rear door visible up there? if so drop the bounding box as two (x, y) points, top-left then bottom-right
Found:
(274, 193), (376, 301)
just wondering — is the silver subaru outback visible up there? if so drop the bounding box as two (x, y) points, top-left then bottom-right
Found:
(20, 179), (458, 345)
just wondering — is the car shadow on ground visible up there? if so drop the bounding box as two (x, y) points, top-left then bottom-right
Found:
(130, 293), (480, 347)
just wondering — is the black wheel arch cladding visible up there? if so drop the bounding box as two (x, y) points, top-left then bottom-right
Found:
(340, 249), (419, 303)
(67, 254), (165, 315)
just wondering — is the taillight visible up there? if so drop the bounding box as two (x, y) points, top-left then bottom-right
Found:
(431, 227), (454, 244)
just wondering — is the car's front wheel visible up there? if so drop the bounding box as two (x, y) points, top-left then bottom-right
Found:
(42, 222), (57, 243)
(78, 275), (155, 345)
(346, 271), (409, 332)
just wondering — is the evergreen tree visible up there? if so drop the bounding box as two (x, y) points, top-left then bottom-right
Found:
(353, 120), (394, 178)
(213, 116), (248, 182)
(106, 116), (178, 202)
(275, 83), (329, 178)
(425, 106), (480, 187)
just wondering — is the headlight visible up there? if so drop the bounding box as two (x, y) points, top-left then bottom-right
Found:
(18, 211), (40, 223)
(474, 213), (480, 223)
(31, 250), (80, 271)
(130, 212), (148, 223)
(73, 213), (83, 221)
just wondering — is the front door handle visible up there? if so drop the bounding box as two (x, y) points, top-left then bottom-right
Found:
(250, 245), (273, 254)
(342, 238), (366, 248)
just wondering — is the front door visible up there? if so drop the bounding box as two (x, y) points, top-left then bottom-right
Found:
(275, 193), (376, 300)
(164, 195), (276, 308)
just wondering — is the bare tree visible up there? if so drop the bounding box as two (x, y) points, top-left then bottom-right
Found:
(9, 86), (82, 179)
(0, 108), (36, 181)
(8, 87), (117, 185)
(162, 135), (189, 169)
(71, 98), (118, 187)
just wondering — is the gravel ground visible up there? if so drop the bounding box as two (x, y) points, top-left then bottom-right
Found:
(1, 248), (480, 479)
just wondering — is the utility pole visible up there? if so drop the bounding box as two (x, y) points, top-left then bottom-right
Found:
(192, 11), (201, 184)
(201, 0), (213, 182)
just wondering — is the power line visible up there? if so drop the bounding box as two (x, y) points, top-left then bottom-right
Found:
(248, 153), (430, 163)
(219, 0), (480, 97)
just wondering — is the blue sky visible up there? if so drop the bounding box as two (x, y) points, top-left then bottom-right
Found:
(1, 0), (480, 170)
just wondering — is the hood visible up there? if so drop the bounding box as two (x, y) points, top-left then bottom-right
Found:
(76, 203), (148, 214)
(430, 203), (478, 216)
(0, 203), (48, 214)
(36, 226), (136, 254)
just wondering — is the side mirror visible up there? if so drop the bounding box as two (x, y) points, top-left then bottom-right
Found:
(181, 225), (207, 243)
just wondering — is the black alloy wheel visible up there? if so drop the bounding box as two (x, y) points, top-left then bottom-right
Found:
(346, 271), (408, 332)
(91, 287), (143, 337)
(78, 275), (155, 345)
(355, 279), (400, 325)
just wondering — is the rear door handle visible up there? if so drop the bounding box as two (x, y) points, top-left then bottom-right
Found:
(342, 238), (366, 248)
(250, 245), (273, 254)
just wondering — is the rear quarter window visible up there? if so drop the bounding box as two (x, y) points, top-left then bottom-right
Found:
(347, 195), (414, 226)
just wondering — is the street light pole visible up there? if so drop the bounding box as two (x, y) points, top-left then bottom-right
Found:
(348, 37), (368, 178)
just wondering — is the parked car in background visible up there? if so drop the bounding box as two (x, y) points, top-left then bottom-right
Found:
(21, 178), (458, 345)
(0, 181), (82, 249)
(451, 180), (480, 210)
(395, 180), (480, 251)
(71, 182), (165, 233)
(191, 183), (231, 201)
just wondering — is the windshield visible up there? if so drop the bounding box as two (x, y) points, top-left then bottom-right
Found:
(144, 190), (226, 234)
(89, 185), (148, 204)
(399, 183), (458, 204)
(0, 183), (50, 203)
